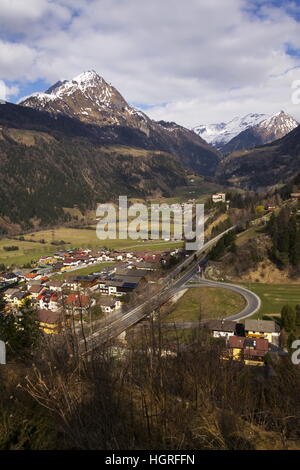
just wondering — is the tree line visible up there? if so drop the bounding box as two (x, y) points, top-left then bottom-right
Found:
(268, 207), (300, 272)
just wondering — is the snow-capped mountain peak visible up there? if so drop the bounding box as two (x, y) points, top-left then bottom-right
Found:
(194, 111), (298, 152)
(19, 70), (141, 127)
(258, 110), (298, 136)
(193, 113), (269, 148)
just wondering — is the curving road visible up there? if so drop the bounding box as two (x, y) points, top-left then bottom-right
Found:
(182, 277), (261, 321)
(80, 227), (261, 353)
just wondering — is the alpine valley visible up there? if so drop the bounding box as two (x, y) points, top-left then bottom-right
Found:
(1, 70), (300, 233)
(0, 71), (221, 233)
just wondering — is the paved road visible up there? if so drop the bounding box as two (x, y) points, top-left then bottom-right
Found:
(80, 227), (239, 352)
(185, 277), (261, 322)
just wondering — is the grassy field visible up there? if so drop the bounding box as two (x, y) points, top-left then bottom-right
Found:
(23, 228), (184, 250)
(0, 176), (222, 268)
(52, 262), (115, 280)
(0, 238), (55, 267)
(0, 227), (184, 267)
(163, 287), (246, 323)
(149, 177), (223, 205)
(241, 283), (300, 318)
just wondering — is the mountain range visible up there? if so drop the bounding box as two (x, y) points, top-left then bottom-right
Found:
(0, 71), (220, 233)
(19, 71), (221, 176)
(215, 123), (300, 190)
(1, 69), (300, 233)
(193, 111), (298, 153)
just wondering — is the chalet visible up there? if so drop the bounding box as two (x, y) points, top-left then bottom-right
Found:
(38, 292), (51, 310)
(64, 276), (81, 291)
(64, 275), (99, 291)
(53, 263), (64, 271)
(63, 258), (82, 267)
(37, 309), (64, 335)
(10, 291), (31, 308)
(65, 294), (96, 312)
(39, 256), (57, 265)
(77, 275), (99, 289)
(245, 319), (280, 346)
(49, 293), (62, 312)
(130, 261), (157, 271)
(212, 193), (226, 203)
(28, 284), (46, 299)
(99, 297), (122, 314)
(25, 272), (40, 281)
(227, 336), (269, 366)
(3, 288), (20, 302)
(47, 281), (64, 292)
(0, 272), (19, 285)
(205, 320), (238, 340)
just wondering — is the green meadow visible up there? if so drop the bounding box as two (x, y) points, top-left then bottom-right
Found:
(241, 283), (300, 318)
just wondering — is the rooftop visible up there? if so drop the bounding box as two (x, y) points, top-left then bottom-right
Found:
(245, 319), (280, 334)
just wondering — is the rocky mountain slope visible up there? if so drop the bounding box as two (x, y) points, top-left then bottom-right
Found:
(20, 71), (151, 131)
(20, 71), (221, 176)
(215, 123), (300, 190)
(221, 111), (298, 154)
(0, 71), (221, 233)
(0, 103), (188, 233)
(194, 111), (298, 153)
(194, 113), (267, 149)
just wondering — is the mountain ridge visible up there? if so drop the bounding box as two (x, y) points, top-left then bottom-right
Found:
(19, 71), (221, 176)
(215, 123), (300, 190)
(194, 111), (298, 153)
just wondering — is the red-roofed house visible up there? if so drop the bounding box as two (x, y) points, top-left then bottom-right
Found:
(227, 336), (269, 366)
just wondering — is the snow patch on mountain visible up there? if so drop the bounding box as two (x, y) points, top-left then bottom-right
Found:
(194, 111), (298, 149)
(193, 113), (268, 147)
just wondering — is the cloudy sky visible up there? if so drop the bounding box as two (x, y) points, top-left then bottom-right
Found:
(1, 0), (300, 127)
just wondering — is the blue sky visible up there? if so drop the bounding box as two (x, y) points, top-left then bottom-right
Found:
(1, 0), (300, 126)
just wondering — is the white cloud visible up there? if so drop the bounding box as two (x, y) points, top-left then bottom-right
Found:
(0, 41), (38, 80)
(1, 0), (300, 126)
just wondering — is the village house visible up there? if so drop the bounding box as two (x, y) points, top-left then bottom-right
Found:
(64, 275), (99, 292)
(25, 272), (40, 282)
(205, 319), (240, 341)
(227, 336), (269, 366)
(3, 287), (20, 303)
(10, 291), (31, 308)
(39, 256), (58, 265)
(37, 291), (52, 310)
(28, 284), (46, 299)
(98, 280), (126, 296)
(0, 272), (19, 285)
(245, 319), (280, 346)
(212, 193), (226, 203)
(63, 257), (82, 267)
(65, 294), (96, 313)
(99, 297), (122, 314)
(37, 309), (65, 335)
(49, 293), (62, 312)
(53, 263), (64, 272)
(130, 261), (157, 271)
(47, 280), (65, 292)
